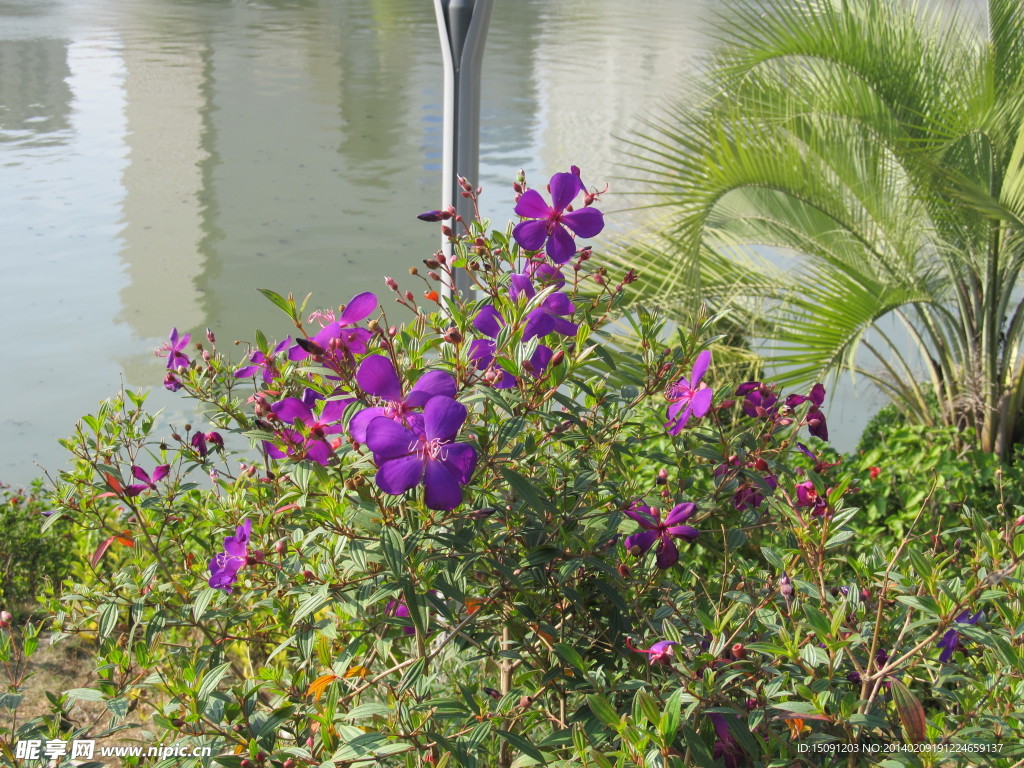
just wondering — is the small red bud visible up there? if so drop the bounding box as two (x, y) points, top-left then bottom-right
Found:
(275, 539), (287, 556)
(550, 349), (565, 366)
(518, 695), (533, 708)
(617, 563), (631, 578)
(656, 468), (668, 485)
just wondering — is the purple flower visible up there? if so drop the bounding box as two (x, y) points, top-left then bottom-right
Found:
(264, 393), (351, 466)
(208, 519), (252, 593)
(349, 355), (456, 441)
(794, 480), (828, 516)
(124, 464), (169, 496)
(468, 305), (554, 389)
(509, 271), (579, 341)
(665, 350), (714, 434)
(235, 337), (291, 383)
(288, 292), (377, 368)
(938, 610), (982, 663)
(160, 328), (191, 370)
(191, 431), (224, 459)
(512, 171), (604, 264)
(626, 638), (677, 666)
(623, 501), (699, 569)
(708, 713), (743, 768)
(736, 381), (779, 419)
(163, 372), (182, 392)
(786, 383), (828, 440)
(386, 599), (416, 635)
(365, 396), (477, 511)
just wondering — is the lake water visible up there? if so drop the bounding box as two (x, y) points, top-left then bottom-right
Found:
(0, 0), (916, 486)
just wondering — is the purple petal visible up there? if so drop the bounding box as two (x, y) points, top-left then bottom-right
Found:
(319, 396), (354, 424)
(548, 172), (583, 211)
(655, 537), (680, 569)
(424, 397), (466, 442)
(152, 464), (169, 483)
(513, 188), (552, 219)
(529, 345), (554, 377)
(406, 371), (457, 407)
(664, 503), (696, 525)
(473, 305), (505, 338)
(350, 407), (387, 443)
(131, 466), (151, 484)
(339, 292), (378, 325)
(468, 338), (496, 368)
(542, 292), (575, 316)
(235, 365), (260, 378)
(533, 263), (565, 290)
(272, 398), (314, 425)
(691, 350), (711, 383)
(305, 439), (333, 465)
(423, 459), (463, 510)
(365, 417), (417, 458)
(440, 442), (477, 485)
(691, 387), (714, 418)
(523, 309), (554, 341)
(513, 219), (549, 252)
(624, 529), (659, 554)
(810, 383), (826, 407)
(549, 316), (579, 338)
(667, 525), (699, 542)
(545, 224), (576, 264)
(357, 355), (403, 400)
(560, 206), (604, 238)
(624, 504), (657, 527)
(510, 273), (536, 301)
(375, 454), (425, 495)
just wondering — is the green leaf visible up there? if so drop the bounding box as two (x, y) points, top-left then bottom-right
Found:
(257, 288), (297, 320)
(587, 694), (621, 728)
(496, 730), (547, 765)
(197, 662), (232, 703)
(499, 467), (547, 513)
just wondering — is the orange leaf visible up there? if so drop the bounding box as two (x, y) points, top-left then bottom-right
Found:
(785, 718), (810, 740)
(104, 473), (123, 494)
(343, 665), (370, 679)
(465, 598), (484, 615)
(306, 674), (339, 701)
(90, 536), (118, 568)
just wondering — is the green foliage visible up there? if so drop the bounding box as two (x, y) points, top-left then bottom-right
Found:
(6, 176), (1024, 766)
(845, 404), (1024, 541)
(0, 482), (75, 619)
(609, 0), (1024, 459)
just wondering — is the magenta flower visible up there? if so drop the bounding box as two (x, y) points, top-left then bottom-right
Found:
(208, 519), (252, 593)
(264, 393), (351, 466)
(469, 305), (554, 389)
(364, 396), (477, 511)
(349, 355), (456, 441)
(161, 328), (191, 370)
(191, 431), (224, 459)
(512, 171), (604, 264)
(938, 610), (983, 663)
(623, 501), (699, 569)
(736, 381), (779, 419)
(235, 337), (291, 383)
(626, 638), (677, 665)
(708, 713), (743, 768)
(665, 350), (713, 435)
(288, 292), (377, 367)
(786, 383), (828, 440)
(124, 464), (169, 497)
(385, 599), (416, 636)
(509, 271), (579, 341)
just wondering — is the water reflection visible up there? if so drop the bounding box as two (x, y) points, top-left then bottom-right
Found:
(1, 0), (722, 485)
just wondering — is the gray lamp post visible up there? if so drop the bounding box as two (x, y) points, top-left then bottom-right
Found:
(433, 0), (494, 299)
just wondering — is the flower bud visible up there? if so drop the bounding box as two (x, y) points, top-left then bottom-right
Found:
(205, 328), (216, 344)
(617, 563), (631, 578)
(441, 225), (454, 238)
(424, 259), (440, 269)
(779, 573), (793, 599)
(731, 643), (746, 660)
(593, 273), (605, 285)
(417, 210), (446, 222)
(283, 760), (296, 768)
(302, 570), (315, 580)
(275, 539), (287, 557)
(656, 468), (668, 485)
(384, 276), (398, 291)
(518, 695), (533, 708)
(404, 291), (414, 302)
(550, 349), (565, 366)
(443, 327), (463, 344)
(428, 270), (441, 281)
(0, 611), (11, 628)
(409, 266), (419, 276)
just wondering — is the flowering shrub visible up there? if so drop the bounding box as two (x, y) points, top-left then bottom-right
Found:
(11, 172), (1024, 767)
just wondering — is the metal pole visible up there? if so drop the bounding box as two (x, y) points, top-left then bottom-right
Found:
(433, 0), (493, 299)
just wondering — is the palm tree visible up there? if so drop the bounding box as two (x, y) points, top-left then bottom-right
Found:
(612, 0), (1024, 459)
